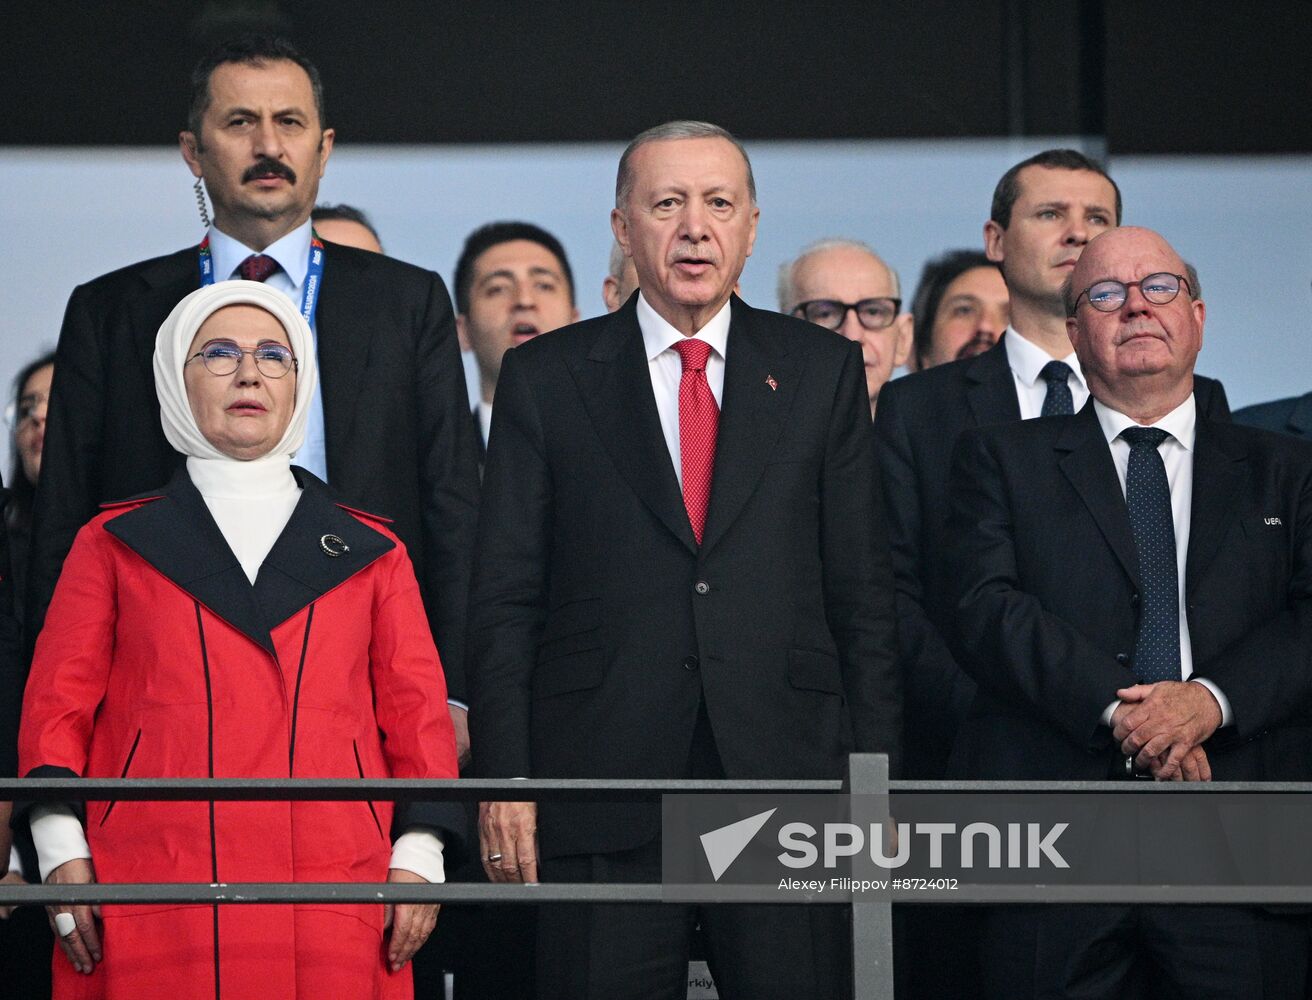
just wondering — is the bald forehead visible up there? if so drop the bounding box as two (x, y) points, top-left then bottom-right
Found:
(793, 245), (896, 299)
(1074, 227), (1184, 286)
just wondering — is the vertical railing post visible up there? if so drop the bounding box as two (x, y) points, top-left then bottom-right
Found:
(847, 753), (893, 998)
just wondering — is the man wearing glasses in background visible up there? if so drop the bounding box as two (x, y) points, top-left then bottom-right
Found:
(778, 238), (911, 418)
(947, 226), (1312, 998)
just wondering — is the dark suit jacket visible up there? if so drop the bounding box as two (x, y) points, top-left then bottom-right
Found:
(467, 295), (900, 858)
(0, 477), (21, 780)
(873, 339), (1230, 779)
(1235, 391), (1312, 440)
(28, 240), (482, 699)
(947, 402), (1312, 781)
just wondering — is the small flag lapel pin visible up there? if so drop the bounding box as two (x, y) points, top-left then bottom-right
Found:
(765, 374), (778, 391)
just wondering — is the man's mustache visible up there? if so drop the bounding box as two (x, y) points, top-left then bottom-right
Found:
(242, 157), (297, 185)
(955, 332), (997, 361)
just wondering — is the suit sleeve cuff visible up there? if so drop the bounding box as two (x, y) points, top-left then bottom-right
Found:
(30, 805), (90, 882)
(389, 827), (445, 884)
(1190, 677), (1233, 728)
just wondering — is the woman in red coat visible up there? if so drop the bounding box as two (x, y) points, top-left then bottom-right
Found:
(19, 281), (459, 999)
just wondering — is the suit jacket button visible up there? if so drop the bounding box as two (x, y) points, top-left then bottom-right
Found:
(683, 656), (700, 671)
(694, 581), (710, 595)
(1116, 652), (1131, 665)
(1129, 592), (1140, 607)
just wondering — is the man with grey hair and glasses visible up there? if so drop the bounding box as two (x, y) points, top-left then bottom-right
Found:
(779, 238), (912, 417)
(949, 226), (1312, 998)
(467, 120), (899, 999)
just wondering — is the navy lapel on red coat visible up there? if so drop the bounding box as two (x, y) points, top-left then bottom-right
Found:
(103, 466), (277, 654)
(572, 298), (699, 554)
(255, 468), (395, 629)
(102, 466), (396, 653)
(1056, 404), (1140, 588)
(699, 298), (798, 555)
(964, 339), (1022, 427)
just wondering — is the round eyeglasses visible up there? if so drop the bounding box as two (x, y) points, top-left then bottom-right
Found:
(1074, 272), (1190, 313)
(186, 340), (297, 378)
(793, 297), (902, 331)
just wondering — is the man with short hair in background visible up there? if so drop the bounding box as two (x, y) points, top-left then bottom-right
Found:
(311, 202), (383, 252)
(603, 237), (640, 312)
(949, 226), (1312, 997)
(469, 120), (898, 999)
(454, 221), (578, 449)
(778, 238), (912, 417)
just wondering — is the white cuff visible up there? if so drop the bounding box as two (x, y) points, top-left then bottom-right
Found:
(30, 805), (91, 882)
(1189, 677), (1233, 727)
(389, 827), (445, 884)
(1100, 699), (1119, 728)
(447, 699), (468, 712)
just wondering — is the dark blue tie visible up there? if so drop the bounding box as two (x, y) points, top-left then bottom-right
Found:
(1040, 360), (1074, 416)
(1122, 426), (1181, 683)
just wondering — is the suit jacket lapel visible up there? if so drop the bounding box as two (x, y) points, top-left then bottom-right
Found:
(254, 469), (395, 629)
(1186, 419), (1246, 594)
(965, 339), (1021, 427)
(132, 248), (199, 388)
(1057, 405), (1140, 588)
(700, 298), (796, 555)
(104, 467), (276, 654)
(312, 245), (375, 479)
(572, 300), (698, 554)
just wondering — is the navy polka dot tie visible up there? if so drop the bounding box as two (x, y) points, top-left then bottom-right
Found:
(1040, 360), (1074, 416)
(1122, 426), (1180, 683)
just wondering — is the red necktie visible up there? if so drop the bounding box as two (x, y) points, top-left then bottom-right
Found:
(239, 254), (280, 283)
(671, 338), (719, 545)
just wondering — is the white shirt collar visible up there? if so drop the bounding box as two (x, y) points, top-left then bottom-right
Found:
(207, 219), (313, 290)
(636, 292), (732, 363)
(1003, 325), (1086, 390)
(1093, 392), (1197, 452)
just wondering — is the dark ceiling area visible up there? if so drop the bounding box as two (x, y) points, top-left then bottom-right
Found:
(3, 1), (1308, 153)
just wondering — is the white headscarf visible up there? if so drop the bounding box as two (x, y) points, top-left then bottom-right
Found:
(153, 280), (318, 462)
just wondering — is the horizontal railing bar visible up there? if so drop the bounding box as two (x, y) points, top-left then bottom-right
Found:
(0, 883), (664, 905)
(889, 781), (1312, 793)
(6, 883), (1312, 906)
(5, 778), (1312, 801)
(0, 778), (844, 801)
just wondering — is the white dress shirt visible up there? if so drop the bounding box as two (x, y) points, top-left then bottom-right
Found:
(1004, 327), (1089, 419)
(1093, 393), (1232, 727)
(476, 400), (493, 449)
(637, 292), (731, 485)
(207, 221), (329, 481)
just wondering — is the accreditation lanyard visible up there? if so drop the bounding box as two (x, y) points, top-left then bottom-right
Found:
(196, 232), (326, 328)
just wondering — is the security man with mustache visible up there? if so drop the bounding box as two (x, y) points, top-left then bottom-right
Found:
(27, 34), (480, 825)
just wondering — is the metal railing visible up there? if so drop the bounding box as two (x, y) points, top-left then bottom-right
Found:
(6, 759), (1312, 998)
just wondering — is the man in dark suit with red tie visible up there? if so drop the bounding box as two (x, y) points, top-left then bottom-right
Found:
(949, 227), (1312, 998)
(467, 121), (900, 1000)
(28, 36), (480, 762)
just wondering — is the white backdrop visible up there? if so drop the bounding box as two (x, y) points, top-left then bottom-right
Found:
(2, 140), (1309, 473)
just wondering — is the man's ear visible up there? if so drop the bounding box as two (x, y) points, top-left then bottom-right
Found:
(610, 208), (629, 255)
(456, 313), (470, 353)
(179, 131), (204, 179)
(983, 220), (1005, 264)
(893, 313), (914, 368)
